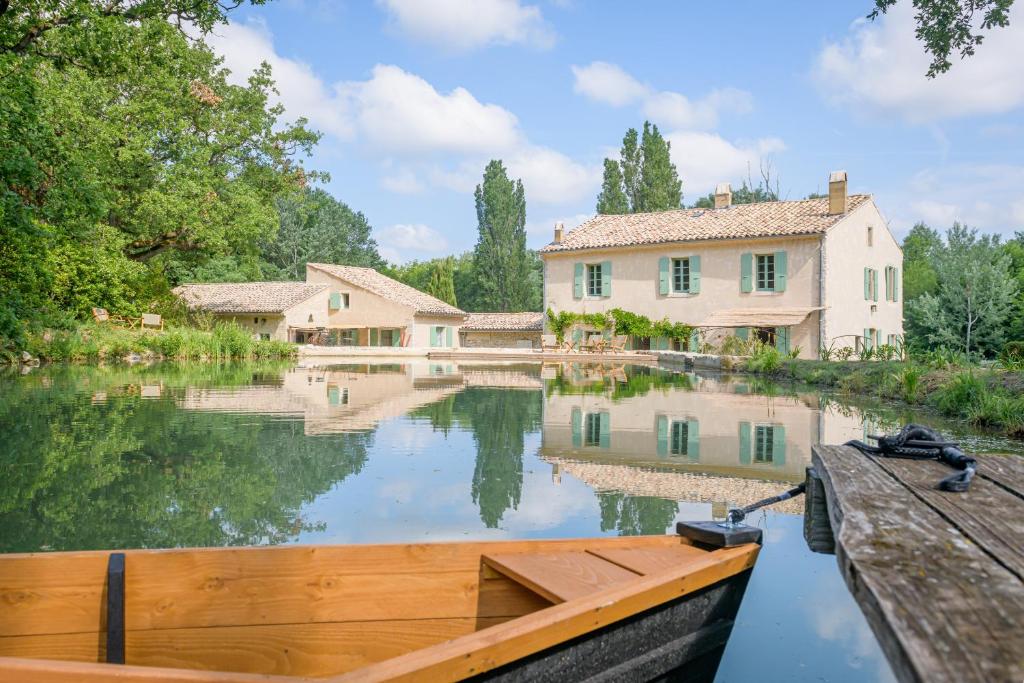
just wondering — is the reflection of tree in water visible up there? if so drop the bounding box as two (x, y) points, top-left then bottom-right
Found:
(0, 365), (370, 552)
(414, 388), (542, 528)
(598, 492), (679, 536)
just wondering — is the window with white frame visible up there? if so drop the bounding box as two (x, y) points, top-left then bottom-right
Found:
(586, 263), (604, 297)
(672, 258), (691, 293)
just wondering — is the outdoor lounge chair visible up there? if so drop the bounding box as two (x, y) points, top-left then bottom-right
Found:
(583, 335), (605, 353)
(541, 334), (560, 352)
(140, 313), (163, 331)
(607, 335), (628, 353)
(91, 307), (140, 328)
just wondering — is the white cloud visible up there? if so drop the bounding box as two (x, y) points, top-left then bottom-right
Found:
(340, 65), (522, 155)
(570, 62), (647, 106)
(883, 164), (1024, 236)
(643, 87), (753, 130)
(376, 223), (449, 262)
(506, 146), (601, 205)
(664, 132), (787, 196)
(378, 0), (555, 52)
(571, 61), (752, 130)
(380, 168), (424, 194)
(204, 19), (352, 138)
(813, 4), (1024, 122)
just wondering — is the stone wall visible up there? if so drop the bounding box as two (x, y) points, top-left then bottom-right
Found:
(461, 329), (541, 349)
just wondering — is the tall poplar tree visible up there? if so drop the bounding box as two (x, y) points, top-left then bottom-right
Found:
(426, 257), (458, 307)
(596, 121), (682, 214)
(473, 160), (532, 311)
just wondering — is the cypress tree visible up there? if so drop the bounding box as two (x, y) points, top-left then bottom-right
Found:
(473, 160), (532, 311)
(596, 159), (629, 214)
(595, 121), (683, 214)
(637, 122), (682, 212)
(426, 256), (458, 307)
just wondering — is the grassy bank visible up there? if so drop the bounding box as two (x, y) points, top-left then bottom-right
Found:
(739, 349), (1024, 437)
(9, 322), (296, 363)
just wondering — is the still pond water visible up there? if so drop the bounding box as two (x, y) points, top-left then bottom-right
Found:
(3, 360), (1022, 681)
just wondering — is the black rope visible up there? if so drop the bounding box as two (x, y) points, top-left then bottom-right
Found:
(844, 423), (977, 492)
(726, 482), (807, 525)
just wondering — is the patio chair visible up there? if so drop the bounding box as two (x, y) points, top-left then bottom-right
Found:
(584, 335), (605, 353)
(607, 335), (628, 353)
(541, 334), (560, 352)
(140, 313), (163, 331)
(92, 306), (139, 328)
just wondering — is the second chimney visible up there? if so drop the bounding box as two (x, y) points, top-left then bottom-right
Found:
(828, 170), (847, 215)
(553, 221), (564, 244)
(714, 183), (732, 209)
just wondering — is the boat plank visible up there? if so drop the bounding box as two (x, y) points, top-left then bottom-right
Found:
(975, 453), (1024, 497)
(0, 537), (681, 637)
(0, 617), (513, 677)
(0, 656), (310, 682)
(586, 545), (706, 575)
(481, 551), (640, 603)
(870, 455), (1024, 581)
(330, 544), (758, 683)
(812, 445), (1024, 683)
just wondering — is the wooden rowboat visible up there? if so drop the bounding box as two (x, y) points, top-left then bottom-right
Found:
(0, 532), (759, 682)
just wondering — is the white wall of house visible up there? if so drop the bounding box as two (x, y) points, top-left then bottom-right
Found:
(821, 201), (904, 352)
(412, 315), (463, 348)
(542, 234), (824, 357)
(213, 314), (288, 341)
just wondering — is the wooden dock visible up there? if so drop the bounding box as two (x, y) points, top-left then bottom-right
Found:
(810, 445), (1024, 683)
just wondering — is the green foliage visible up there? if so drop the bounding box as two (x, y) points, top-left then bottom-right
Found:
(869, 0), (1014, 77)
(261, 188), (384, 280)
(692, 179), (779, 209)
(608, 308), (654, 338)
(999, 341), (1024, 370)
(901, 223), (942, 302)
(932, 370), (986, 415)
(546, 309), (575, 344)
(892, 364), (923, 402)
(597, 122), (682, 215)
(472, 160), (533, 311)
(426, 257), (458, 307)
(906, 223), (1016, 358)
(745, 343), (783, 373)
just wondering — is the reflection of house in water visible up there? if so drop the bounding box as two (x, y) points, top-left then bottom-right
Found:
(542, 373), (820, 483)
(178, 362), (542, 435)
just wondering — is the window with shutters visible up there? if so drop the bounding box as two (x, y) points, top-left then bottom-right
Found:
(584, 412), (603, 447)
(866, 268), (878, 300)
(672, 258), (690, 293)
(586, 263), (604, 296)
(380, 329), (395, 346)
(670, 421), (688, 456)
(754, 425), (775, 463)
(756, 254), (776, 291)
(885, 266), (897, 301)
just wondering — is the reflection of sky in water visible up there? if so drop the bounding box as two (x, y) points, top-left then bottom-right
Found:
(11, 359), (987, 682)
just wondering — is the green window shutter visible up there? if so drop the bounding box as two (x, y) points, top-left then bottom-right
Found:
(599, 411), (610, 449)
(894, 267), (899, 302)
(689, 255), (701, 293)
(736, 327), (749, 341)
(329, 292), (341, 310)
(739, 422), (751, 464)
(686, 419), (700, 462)
(656, 415), (668, 457)
(445, 326), (453, 347)
(872, 269), (879, 302)
(328, 386), (340, 406)
(659, 337), (670, 350)
(740, 253), (753, 293)
(430, 328), (438, 348)
(876, 329), (882, 349)
(774, 251), (787, 292)
(775, 326), (790, 355)
(571, 407), (582, 448)
(658, 257), (670, 295)
(772, 425), (786, 466)
(601, 261), (612, 297)
(863, 328), (871, 350)
(573, 263), (584, 299)
(688, 329), (699, 352)
(603, 328), (612, 341)
(572, 328), (582, 343)
(864, 267), (870, 300)
(393, 329), (401, 347)
(370, 328), (379, 346)
(884, 267), (891, 301)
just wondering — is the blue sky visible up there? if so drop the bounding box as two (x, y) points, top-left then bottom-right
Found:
(207, 0), (1024, 263)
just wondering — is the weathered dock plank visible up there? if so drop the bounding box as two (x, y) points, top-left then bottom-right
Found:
(975, 452), (1024, 497)
(812, 445), (1024, 683)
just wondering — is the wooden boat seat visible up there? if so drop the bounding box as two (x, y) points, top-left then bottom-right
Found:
(482, 543), (707, 603)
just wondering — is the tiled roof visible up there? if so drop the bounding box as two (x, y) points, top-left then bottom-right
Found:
(539, 195), (872, 253)
(463, 312), (544, 331)
(307, 264), (465, 317)
(173, 282), (328, 313)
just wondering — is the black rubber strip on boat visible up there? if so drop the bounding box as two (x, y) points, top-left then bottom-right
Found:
(106, 552), (125, 664)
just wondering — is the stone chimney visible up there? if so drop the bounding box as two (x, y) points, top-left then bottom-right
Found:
(554, 221), (564, 244)
(714, 183), (732, 209)
(828, 170), (847, 215)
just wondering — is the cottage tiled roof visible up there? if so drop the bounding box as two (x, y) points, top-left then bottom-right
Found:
(539, 195), (872, 253)
(173, 282), (328, 314)
(307, 264), (465, 317)
(463, 312), (544, 331)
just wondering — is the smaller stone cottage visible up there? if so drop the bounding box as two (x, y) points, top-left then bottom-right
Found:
(460, 312), (544, 349)
(173, 282), (330, 341)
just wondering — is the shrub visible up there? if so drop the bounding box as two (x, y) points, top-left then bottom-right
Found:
(932, 370), (986, 417)
(892, 363), (923, 402)
(835, 347), (854, 361)
(719, 334), (751, 356)
(999, 341), (1024, 370)
(745, 342), (783, 374)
